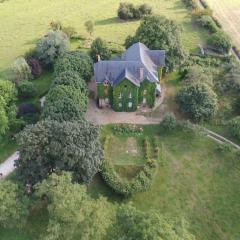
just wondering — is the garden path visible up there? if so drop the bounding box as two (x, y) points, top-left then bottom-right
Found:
(0, 151), (18, 180)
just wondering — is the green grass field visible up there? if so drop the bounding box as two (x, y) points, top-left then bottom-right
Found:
(89, 125), (240, 240)
(0, 0), (208, 77)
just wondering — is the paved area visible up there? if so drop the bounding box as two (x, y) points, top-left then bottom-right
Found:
(0, 151), (19, 180)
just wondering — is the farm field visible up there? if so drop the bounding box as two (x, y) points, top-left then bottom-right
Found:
(0, 0), (208, 77)
(206, 0), (240, 49)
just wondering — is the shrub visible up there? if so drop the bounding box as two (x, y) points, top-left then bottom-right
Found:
(90, 37), (111, 62)
(17, 103), (39, 124)
(52, 70), (88, 93)
(229, 116), (240, 140)
(195, 15), (219, 33)
(49, 21), (62, 31)
(108, 42), (125, 54)
(17, 81), (37, 99)
(54, 51), (93, 81)
(183, 65), (213, 86)
(36, 30), (69, 67)
(181, 0), (198, 9)
(112, 124), (143, 136)
(161, 113), (177, 130)
(117, 2), (152, 20)
(27, 58), (42, 78)
(11, 57), (32, 83)
(207, 31), (232, 54)
(177, 82), (218, 121)
(85, 20), (94, 36)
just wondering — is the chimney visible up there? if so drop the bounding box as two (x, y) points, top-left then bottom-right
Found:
(97, 54), (101, 62)
(140, 68), (144, 80)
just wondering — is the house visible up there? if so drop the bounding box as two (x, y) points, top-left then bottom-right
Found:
(94, 42), (165, 112)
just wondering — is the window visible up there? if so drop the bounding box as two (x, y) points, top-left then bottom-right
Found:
(119, 103), (122, 108)
(129, 92), (132, 99)
(119, 92), (122, 99)
(128, 102), (133, 108)
(143, 98), (147, 104)
(143, 89), (147, 95)
(105, 98), (109, 104)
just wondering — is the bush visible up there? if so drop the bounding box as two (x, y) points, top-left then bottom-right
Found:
(177, 82), (218, 121)
(181, 0), (198, 9)
(207, 31), (232, 54)
(183, 65), (213, 86)
(54, 51), (93, 81)
(161, 113), (177, 130)
(117, 2), (152, 20)
(11, 57), (32, 83)
(52, 70), (88, 93)
(229, 116), (240, 140)
(36, 30), (69, 67)
(17, 103), (39, 124)
(62, 26), (77, 38)
(27, 58), (42, 78)
(112, 124), (143, 135)
(90, 37), (111, 62)
(17, 81), (37, 99)
(195, 15), (219, 33)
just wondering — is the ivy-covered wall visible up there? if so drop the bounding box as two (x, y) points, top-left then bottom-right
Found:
(138, 80), (156, 108)
(112, 79), (138, 112)
(97, 83), (113, 104)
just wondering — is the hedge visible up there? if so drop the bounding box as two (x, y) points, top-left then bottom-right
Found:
(101, 136), (158, 196)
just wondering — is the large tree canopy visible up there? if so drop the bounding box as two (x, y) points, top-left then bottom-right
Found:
(16, 120), (104, 184)
(54, 51), (93, 81)
(0, 181), (29, 229)
(0, 79), (17, 136)
(36, 30), (69, 67)
(35, 172), (114, 240)
(177, 82), (218, 121)
(125, 15), (187, 70)
(107, 204), (195, 240)
(41, 85), (88, 121)
(90, 37), (111, 62)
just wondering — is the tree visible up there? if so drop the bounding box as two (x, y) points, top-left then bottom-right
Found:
(125, 15), (187, 70)
(41, 85), (88, 121)
(177, 82), (218, 121)
(34, 172), (114, 240)
(90, 37), (111, 62)
(11, 57), (32, 83)
(52, 70), (88, 93)
(108, 204), (195, 240)
(16, 120), (104, 184)
(54, 51), (93, 81)
(27, 58), (42, 78)
(85, 20), (94, 37)
(17, 81), (37, 99)
(0, 181), (29, 229)
(0, 79), (17, 136)
(207, 31), (232, 54)
(36, 30), (69, 67)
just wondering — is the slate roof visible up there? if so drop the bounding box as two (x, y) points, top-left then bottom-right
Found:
(94, 42), (165, 87)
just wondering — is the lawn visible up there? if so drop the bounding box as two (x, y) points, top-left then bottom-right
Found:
(89, 124), (240, 240)
(0, 0), (208, 77)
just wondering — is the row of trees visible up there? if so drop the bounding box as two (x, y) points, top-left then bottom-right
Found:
(0, 172), (196, 239)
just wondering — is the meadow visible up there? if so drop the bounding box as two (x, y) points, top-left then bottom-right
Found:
(0, 0), (208, 77)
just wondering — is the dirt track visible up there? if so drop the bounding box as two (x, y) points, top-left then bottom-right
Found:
(206, 0), (240, 49)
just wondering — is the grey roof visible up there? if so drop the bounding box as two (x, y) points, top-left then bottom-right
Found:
(94, 42), (165, 87)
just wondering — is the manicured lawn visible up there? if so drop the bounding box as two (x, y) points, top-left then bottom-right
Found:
(0, 0), (208, 77)
(89, 125), (240, 240)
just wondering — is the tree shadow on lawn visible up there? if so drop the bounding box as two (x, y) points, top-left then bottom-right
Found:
(95, 17), (132, 26)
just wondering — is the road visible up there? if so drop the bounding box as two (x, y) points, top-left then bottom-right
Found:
(0, 151), (19, 180)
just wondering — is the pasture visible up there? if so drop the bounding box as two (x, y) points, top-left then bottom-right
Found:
(0, 0), (208, 77)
